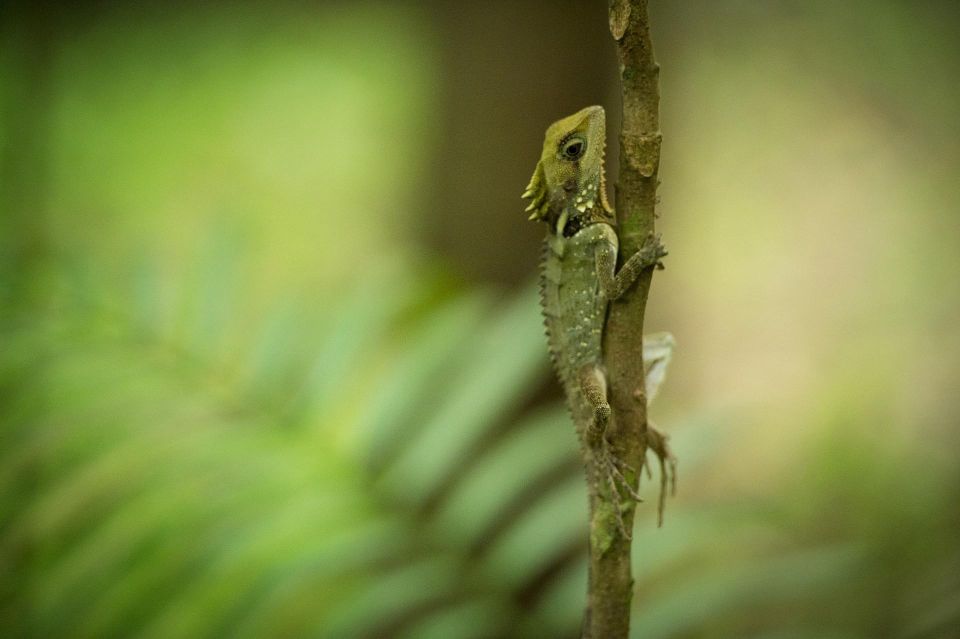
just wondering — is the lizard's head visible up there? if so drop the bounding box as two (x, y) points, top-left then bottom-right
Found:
(522, 105), (613, 234)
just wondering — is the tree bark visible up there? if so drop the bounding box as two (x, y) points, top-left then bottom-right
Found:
(584, 1), (661, 637)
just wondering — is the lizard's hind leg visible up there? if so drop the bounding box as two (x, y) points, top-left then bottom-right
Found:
(579, 364), (611, 446)
(645, 420), (677, 528)
(579, 364), (643, 538)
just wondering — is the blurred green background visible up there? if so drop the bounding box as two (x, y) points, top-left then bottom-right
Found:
(2, 1), (958, 638)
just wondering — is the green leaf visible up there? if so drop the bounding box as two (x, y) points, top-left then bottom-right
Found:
(432, 405), (576, 547)
(394, 599), (515, 639)
(479, 475), (586, 590)
(376, 285), (548, 505)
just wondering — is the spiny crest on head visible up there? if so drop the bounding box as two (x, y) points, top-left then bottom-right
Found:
(521, 105), (613, 225)
(522, 162), (547, 221)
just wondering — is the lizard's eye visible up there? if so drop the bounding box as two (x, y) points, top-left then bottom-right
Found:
(561, 137), (585, 161)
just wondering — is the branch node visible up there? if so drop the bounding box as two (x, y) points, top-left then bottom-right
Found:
(608, 0), (631, 41)
(622, 133), (662, 177)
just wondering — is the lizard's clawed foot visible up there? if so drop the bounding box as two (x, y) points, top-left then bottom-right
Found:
(642, 232), (668, 270)
(593, 441), (643, 540)
(642, 422), (677, 527)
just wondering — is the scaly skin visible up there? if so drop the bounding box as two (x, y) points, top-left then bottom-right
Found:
(523, 106), (674, 536)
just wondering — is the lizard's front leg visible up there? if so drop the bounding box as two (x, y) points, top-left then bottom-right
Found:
(595, 232), (667, 301)
(579, 364), (642, 538)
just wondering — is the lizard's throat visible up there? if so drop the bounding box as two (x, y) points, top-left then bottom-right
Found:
(555, 201), (600, 237)
(556, 208), (584, 237)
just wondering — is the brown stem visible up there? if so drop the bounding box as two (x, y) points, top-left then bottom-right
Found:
(583, 1), (662, 637)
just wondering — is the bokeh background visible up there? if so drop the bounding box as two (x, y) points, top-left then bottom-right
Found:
(2, 1), (959, 637)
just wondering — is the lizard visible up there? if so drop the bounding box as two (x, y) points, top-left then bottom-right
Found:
(522, 105), (676, 536)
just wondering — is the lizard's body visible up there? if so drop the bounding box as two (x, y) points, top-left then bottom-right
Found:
(524, 106), (675, 532)
(540, 223), (616, 444)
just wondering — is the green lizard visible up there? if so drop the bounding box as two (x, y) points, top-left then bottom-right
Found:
(523, 105), (676, 536)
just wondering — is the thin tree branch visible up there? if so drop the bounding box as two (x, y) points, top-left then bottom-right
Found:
(583, 1), (662, 637)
